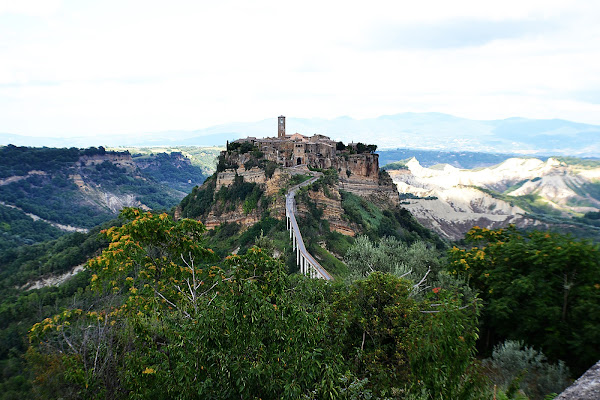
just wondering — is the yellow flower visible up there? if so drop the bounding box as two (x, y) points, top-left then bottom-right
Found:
(142, 367), (155, 374)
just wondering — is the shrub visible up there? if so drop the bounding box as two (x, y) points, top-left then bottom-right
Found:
(483, 340), (570, 400)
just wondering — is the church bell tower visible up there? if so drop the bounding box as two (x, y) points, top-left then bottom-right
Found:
(278, 115), (286, 138)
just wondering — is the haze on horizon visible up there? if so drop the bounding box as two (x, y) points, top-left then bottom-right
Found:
(1, 0), (600, 138)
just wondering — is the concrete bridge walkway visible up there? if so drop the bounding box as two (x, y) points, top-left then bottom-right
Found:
(284, 168), (333, 280)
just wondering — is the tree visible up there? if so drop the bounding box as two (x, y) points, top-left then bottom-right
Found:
(447, 226), (600, 375)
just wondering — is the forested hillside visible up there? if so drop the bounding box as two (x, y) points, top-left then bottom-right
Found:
(0, 221), (118, 399)
(0, 145), (217, 248)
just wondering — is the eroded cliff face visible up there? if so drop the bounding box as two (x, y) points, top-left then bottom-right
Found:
(71, 153), (150, 213)
(216, 166), (267, 189)
(335, 153), (380, 181)
(79, 153), (137, 172)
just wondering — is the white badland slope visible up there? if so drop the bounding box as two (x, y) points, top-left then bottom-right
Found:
(387, 157), (600, 240)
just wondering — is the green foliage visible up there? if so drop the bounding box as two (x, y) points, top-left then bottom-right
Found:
(483, 340), (570, 400)
(341, 191), (445, 248)
(202, 174), (264, 217)
(330, 272), (485, 399)
(377, 148), (514, 170)
(243, 184), (263, 214)
(344, 236), (441, 279)
(0, 145), (89, 178)
(382, 161), (409, 170)
(203, 216), (287, 260)
(24, 209), (486, 399)
(554, 156), (600, 169)
(408, 286), (485, 400)
(579, 181), (600, 202)
(179, 175), (217, 219)
(448, 226), (600, 375)
(0, 220), (112, 400)
(0, 172), (111, 229)
(355, 142), (378, 154)
(216, 153), (239, 172)
(308, 243), (349, 276)
(289, 173), (312, 187)
(331, 273), (418, 394)
(264, 160), (278, 178)
(132, 151), (212, 192)
(0, 204), (64, 251)
(27, 210), (343, 399)
(117, 145), (221, 170)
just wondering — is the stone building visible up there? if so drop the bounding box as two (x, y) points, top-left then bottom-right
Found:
(231, 116), (374, 176)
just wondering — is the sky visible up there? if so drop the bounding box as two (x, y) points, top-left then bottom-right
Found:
(1, 0), (600, 137)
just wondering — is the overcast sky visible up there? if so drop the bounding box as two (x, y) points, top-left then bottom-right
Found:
(1, 0), (600, 137)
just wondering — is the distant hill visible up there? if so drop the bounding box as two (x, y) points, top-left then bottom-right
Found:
(0, 145), (218, 249)
(2, 113), (600, 156)
(387, 156), (600, 240)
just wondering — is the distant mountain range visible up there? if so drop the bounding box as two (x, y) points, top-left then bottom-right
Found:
(1, 112), (600, 156)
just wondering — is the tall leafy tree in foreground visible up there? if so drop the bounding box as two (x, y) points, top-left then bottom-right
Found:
(448, 226), (600, 375)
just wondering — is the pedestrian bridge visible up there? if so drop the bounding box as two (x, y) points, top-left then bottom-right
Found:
(284, 171), (333, 280)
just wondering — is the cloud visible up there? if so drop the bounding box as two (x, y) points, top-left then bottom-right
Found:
(366, 18), (559, 50)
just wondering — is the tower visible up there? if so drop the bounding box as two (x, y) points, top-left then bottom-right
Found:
(278, 115), (286, 138)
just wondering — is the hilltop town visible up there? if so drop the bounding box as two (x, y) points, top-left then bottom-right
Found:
(191, 116), (400, 233)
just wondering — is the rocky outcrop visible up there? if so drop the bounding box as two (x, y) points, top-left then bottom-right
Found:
(204, 205), (261, 230)
(207, 137), (400, 234)
(339, 178), (399, 207)
(555, 361), (600, 400)
(335, 153), (380, 180)
(79, 153), (137, 172)
(21, 264), (86, 291)
(216, 166), (267, 190)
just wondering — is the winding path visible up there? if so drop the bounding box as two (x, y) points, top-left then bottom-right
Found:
(285, 170), (333, 280)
